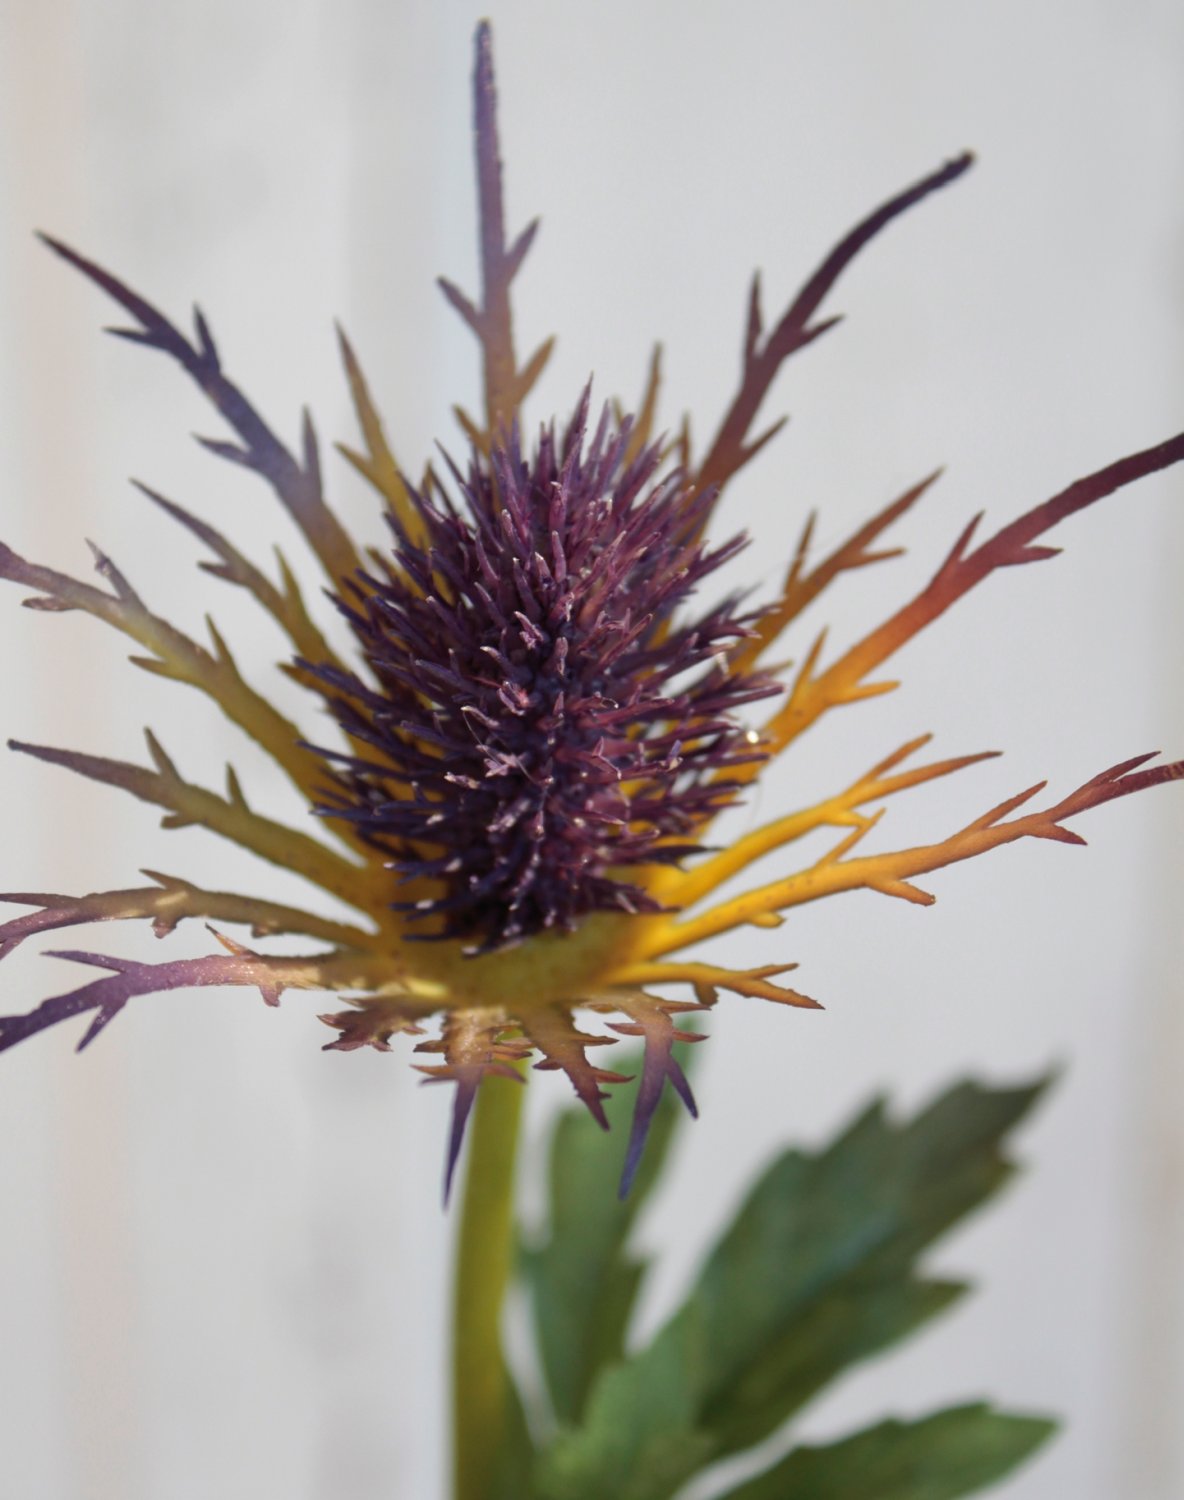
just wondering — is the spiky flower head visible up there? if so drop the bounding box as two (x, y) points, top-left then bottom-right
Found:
(312, 394), (773, 950)
(2, 23), (1183, 1197)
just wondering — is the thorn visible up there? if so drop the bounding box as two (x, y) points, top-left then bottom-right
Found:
(1035, 823), (1087, 846)
(514, 336), (555, 403)
(796, 627), (828, 684)
(797, 312), (844, 349)
(964, 780), (1047, 832)
(453, 404), (485, 448)
(838, 677), (899, 704)
(784, 509), (818, 589)
(736, 415), (789, 473)
(301, 407), (321, 487)
(193, 306), (219, 367)
(618, 1010), (702, 1198)
(104, 326), (160, 349)
(819, 807), (883, 865)
(128, 654), (180, 679)
(437, 277), (483, 334)
(866, 734), (933, 778)
(1001, 543), (1062, 568)
(869, 876), (936, 906)
(442, 1074), (480, 1207)
(196, 434), (252, 467)
(939, 511), (984, 574)
(86, 539), (140, 604)
(225, 764), (248, 810)
(21, 595), (75, 612)
(77, 1007), (122, 1051)
(744, 272), (764, 364)
(1087, 751), (1159, 786)
(205, 614), (233, 665)
(504, 218), (540, 281)
(853, 545), (907, 568)
(206, 924), (251, 956)
(143, 728), (178, 778)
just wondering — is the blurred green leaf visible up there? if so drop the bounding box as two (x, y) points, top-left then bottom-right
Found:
(522, 1046), (693, 1427)
(532, 1304), (713, 1500)
(716, 1403), (1057, 1500)
(692, 1078), (1050, 1456)
(529, 1076), (1051, 1500)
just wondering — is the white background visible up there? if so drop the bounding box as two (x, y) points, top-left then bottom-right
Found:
(1, 2), (1182, 1497)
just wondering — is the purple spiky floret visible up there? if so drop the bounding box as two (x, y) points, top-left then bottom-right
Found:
(307, 393), (777, 950)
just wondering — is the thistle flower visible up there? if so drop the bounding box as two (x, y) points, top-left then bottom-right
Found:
(2, 23), (1182, 1199)
(307, 396), (776, 951)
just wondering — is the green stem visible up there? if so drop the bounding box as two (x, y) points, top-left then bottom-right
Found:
(452, 1072), (526, 1500)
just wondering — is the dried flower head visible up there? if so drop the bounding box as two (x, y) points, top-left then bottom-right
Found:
(2, 24), (1181, 1196)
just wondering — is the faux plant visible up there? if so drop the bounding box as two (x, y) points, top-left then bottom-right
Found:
(518, 1059), (1055, 1500)
(2, 21), (1180, 1500)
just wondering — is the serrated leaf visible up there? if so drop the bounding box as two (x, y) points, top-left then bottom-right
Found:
(711, 1277), (968, 1456)
(522, 1047), (693, 1427)
(532, 1075), (1051, 1500)
(532, 1306), (713, 1500)
(716, 1403), (1057, 1500)
(693, 1077), (1050, 1456)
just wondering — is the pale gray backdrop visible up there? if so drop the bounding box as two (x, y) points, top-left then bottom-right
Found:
(1, 2), (1182, 1498)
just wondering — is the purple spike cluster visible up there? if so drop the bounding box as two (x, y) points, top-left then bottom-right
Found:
(308, 395), (777, 949)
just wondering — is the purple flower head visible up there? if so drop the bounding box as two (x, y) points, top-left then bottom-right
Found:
(310, 392), (775, 950)
(2, 21), (1183, 1200)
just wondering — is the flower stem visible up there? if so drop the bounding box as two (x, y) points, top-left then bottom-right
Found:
(451, 1072), (525, 1500)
